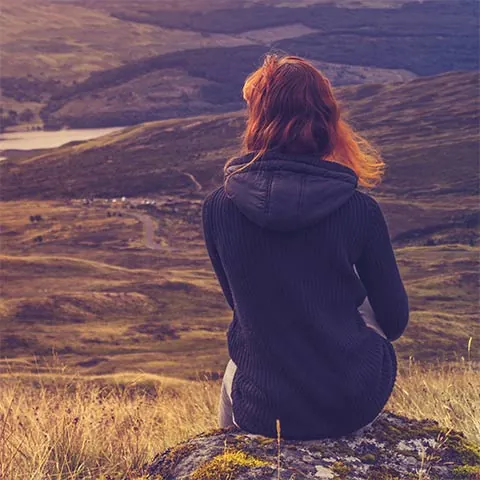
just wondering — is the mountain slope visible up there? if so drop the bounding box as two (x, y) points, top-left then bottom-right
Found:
(40, 0), (478, 128)
(3, 72), (478, 202)
(0, 0), (251, 82)
(0, 0), (251, 128)
(41, 52), (414, 129)
(3, 0), (477, 130)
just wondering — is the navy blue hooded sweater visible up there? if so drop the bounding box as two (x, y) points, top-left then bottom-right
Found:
(202, 151), (409, 440)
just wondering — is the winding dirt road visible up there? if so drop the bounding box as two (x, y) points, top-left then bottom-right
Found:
(122, 211), (165, 250)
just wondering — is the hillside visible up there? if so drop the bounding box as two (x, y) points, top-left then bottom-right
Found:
(3, 72), (478, 201)
(40, 54), (414, 129)
(2, 0), (477, 129)
(0, 0), (252, 82)
(0, 71), (478, 377)
(0, 0), (251, 128)
(40, 0), (479, 128)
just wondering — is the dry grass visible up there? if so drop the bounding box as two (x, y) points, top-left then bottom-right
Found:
(0, 358), (478, 479)
(0, 364), (219, 479)
(389, 359), (480, 444)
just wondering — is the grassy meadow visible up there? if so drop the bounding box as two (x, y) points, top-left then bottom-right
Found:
(0, 359), (478, 479)
(0, 198), (232, 379)
(0, 193), (478, 378)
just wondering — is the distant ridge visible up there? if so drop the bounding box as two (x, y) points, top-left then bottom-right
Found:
(41, 0), (479, 129)
(3, 0), (477, 131)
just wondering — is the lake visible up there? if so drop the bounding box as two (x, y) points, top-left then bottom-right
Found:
(0, 128), (124, 156)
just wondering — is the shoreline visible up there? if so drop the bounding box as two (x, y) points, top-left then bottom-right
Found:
(1, 125), (123, 134)
(0, 127), (125, 153)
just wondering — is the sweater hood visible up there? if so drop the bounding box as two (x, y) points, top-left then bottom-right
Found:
(224, 152), (358, 231)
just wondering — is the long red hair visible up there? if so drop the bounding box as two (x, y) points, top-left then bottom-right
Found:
(226, 55), (384, 188)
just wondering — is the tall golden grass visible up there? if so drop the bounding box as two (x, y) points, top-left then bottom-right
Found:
(0, 359), (478, 479)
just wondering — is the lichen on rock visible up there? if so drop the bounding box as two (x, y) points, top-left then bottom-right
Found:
(146, 412), (480, 480)
(190, 449), (269, 480)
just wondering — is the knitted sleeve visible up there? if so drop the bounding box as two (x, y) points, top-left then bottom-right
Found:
(202, 190), (235, 310)
(356, 198), (409, 341)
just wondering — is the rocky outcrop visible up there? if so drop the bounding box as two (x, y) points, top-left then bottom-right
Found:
(147, 412), (479, 479)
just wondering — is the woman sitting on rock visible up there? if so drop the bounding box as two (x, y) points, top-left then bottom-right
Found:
(202, 54), (409, 440)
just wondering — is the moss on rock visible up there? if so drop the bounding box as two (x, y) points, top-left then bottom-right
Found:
(371, 414), (443, 446)
(359, 453), (377, 464)
(146, 441), (195, 479)
(445, 432), (480, 465)
(190, 449), (270, 480)
(453, 465), (480, 479)
(331, 460), (352, 479)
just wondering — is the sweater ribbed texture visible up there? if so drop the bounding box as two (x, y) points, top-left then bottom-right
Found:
(202, 160), (409, 440)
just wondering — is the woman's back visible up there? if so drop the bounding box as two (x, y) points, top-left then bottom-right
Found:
(203, 151), (408, 439)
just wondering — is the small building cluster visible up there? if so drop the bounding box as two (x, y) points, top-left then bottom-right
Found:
(80, 197), (157, 208)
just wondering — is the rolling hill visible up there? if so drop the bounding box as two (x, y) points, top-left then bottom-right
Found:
(2, 0), (477, 130)
(0, 0), (252, 82)
(0, 0), (252, 128)
(0, 71), (478, 376)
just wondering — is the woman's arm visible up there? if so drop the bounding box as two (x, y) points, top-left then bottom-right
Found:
(356, 198), (409, 341)
(202, 192), (235, 310)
